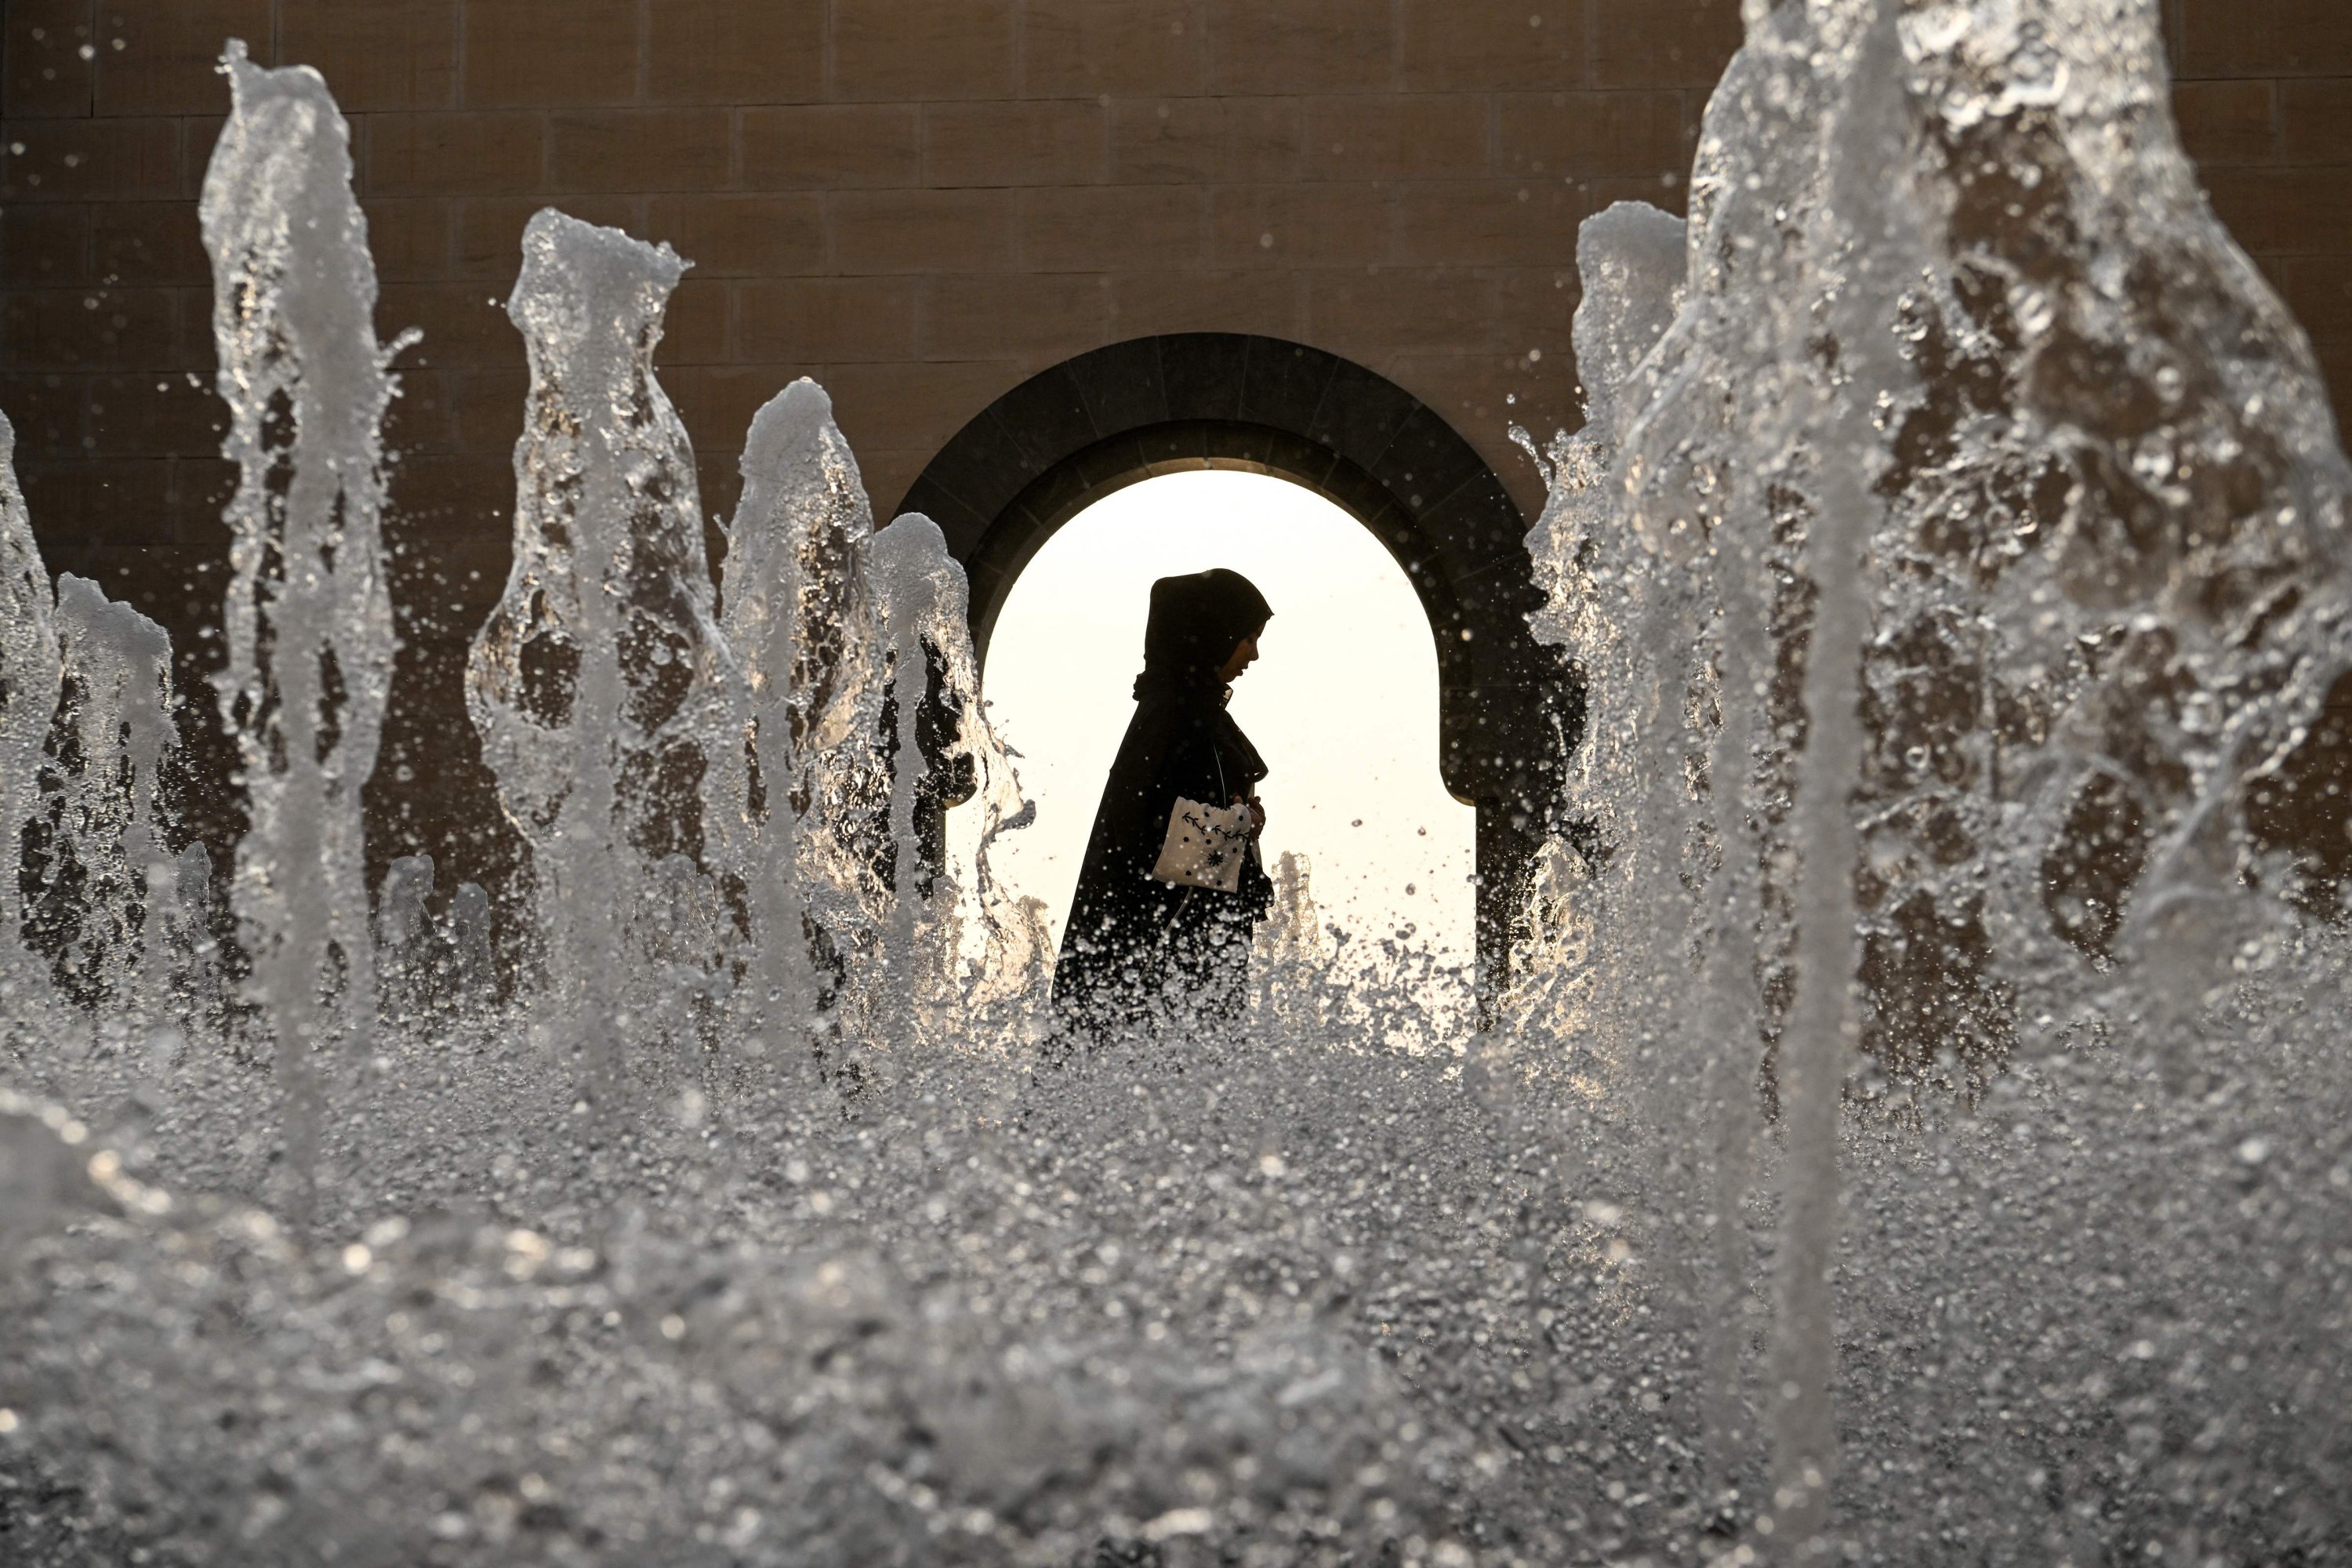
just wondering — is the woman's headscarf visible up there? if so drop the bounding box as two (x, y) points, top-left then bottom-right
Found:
(1134, 568), (1272, 700)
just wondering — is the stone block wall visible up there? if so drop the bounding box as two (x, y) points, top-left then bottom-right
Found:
(2172, 2), (2352, 401)
(1, 0), (2347, 880)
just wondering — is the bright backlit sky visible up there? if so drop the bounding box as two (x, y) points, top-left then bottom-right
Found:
(973, 469), (1475, 975)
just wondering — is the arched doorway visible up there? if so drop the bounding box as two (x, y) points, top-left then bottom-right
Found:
(978, 470), (1478, 993)
(899, 334), (1581, 1002)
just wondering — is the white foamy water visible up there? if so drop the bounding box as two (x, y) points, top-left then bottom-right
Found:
(3, 5), (2350, 1563)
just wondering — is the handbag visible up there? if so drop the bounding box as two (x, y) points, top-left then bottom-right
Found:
(1152, 795), (1255, 892)
(1151, 747), (1253, 894)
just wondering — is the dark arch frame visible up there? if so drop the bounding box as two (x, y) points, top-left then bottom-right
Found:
(898, 333), (1581, 1003)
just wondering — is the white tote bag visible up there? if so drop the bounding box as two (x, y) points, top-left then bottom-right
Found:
(1152, 796), (1254, 893)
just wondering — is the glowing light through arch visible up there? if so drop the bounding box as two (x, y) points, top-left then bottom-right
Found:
(970, 469), (1476, 989)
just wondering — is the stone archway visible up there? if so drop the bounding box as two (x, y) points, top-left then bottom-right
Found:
(898, 333), (1581, 1000)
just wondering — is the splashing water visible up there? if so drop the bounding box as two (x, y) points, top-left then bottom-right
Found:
(863, 513), (1035, 1034)
(44, 576), (176, 1024)
(712, 379), (884, 1047)
(1510, 0), (2352, 1555)
(466, 209), (741, 1116)
(5, 7), (2352, 1563)
(0, 413), (62, 999)
(200, 45), (401, 1228)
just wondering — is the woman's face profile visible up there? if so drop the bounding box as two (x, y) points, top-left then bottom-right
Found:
(1218, 633), (1261, 683)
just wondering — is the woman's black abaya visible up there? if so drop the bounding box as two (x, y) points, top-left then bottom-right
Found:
(1053, 568), (1276, 1042)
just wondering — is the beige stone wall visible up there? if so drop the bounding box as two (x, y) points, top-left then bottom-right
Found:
(0, 1), (1737, 577)
(2, 0), (2347, 869)
(6, 5), (2343, 557)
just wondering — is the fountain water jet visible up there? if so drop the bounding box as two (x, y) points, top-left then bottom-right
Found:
(1514, 0), (2352, 1553)
(0, 414), (62, 997)
(858, 512), (1035, 1041)
(46, 575), (176, 1023)
(713, 379), (883, 1048)
(466, 210), (739, 1114)
(199, 45), (401, 1226)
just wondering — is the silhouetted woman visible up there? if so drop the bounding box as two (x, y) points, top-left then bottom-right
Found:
(1054, 568), (1275, 1042)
